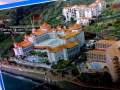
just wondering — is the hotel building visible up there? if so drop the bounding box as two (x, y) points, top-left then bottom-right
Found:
(13, 23), (85, 63)
(63, 0), (106, 25)
(86, 40), (120, 82)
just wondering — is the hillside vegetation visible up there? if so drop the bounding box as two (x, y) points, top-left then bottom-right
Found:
(0, 0), (95, 26)
(84, 0), (120, 39)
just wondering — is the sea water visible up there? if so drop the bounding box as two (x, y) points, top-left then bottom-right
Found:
(2, 72), (37, 90)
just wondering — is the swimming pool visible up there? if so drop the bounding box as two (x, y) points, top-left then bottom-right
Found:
(90, 62), (102, 70)
(36, 39), (64, 47)
(25, 56), (47, 63)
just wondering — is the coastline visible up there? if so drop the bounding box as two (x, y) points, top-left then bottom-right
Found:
(1, 67), (46, 84)
(1, 64), (119, 90)
(2, 71), (39, 85)
(0, 67), (85, 90)
(0, 66), (66, 90)
(0, 65), (87, 90)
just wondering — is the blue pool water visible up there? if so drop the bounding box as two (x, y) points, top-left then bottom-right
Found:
(90, 62), (102, 70)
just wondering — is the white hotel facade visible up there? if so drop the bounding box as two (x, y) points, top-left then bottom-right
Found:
(13, 23), (85, 63)
(63, 0), (106, 25)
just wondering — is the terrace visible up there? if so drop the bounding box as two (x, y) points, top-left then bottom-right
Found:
(35, 38), (65, 47)
(25, 56), (48, 63)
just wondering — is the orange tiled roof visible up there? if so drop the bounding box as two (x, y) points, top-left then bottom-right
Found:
(16, 41), (32, 47)
(69, 23), (81, 30)
(64, 29), (72, 34)
(48, 41), (80, 52)
(48, 45), (64, 53)
(40, 22), (51, 30)
(63, 32), (80, 39)
(34, 46), (47, 49)
(59, 30), (80, 40)
(32, 28), (46, 36)
(78, 5), (87, 8)
(96, 40), (117, 46)
(64, 41), (80, 49)
(89, 3), (97, 8)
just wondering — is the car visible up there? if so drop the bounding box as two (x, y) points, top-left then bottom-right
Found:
(85, 40), (97, 49)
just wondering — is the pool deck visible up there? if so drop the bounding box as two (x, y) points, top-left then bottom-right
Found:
(35, 39), (64, 47)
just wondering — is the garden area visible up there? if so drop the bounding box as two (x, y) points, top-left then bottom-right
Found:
(51, 60), (79, 77)
(29, 51), (47, 57)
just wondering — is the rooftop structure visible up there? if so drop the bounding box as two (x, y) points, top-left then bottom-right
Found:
(14, 41), (32, 48)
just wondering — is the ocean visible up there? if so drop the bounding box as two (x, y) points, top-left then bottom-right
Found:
(2, 72), (37, 90)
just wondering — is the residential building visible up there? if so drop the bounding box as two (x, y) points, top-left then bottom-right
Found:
(86, 40), (120, 82)
(63, 0), (106, 25)
(86, 40), (117, 62)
